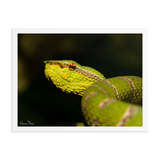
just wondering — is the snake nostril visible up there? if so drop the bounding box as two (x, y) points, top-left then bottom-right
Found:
(50, 62), (54, 65)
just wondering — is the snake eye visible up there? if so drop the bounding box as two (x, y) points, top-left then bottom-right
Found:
(68, 63), (76, 71)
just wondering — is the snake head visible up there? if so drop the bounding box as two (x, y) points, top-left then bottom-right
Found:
(44, 60), (106, 96)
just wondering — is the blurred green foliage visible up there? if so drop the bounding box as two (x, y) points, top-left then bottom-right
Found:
(18, 34), (142, 126)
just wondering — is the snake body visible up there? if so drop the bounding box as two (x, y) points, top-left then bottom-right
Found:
(44, 60), (142, 126)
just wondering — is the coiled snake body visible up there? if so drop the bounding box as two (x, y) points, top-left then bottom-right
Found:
(44, 60), (142, 126)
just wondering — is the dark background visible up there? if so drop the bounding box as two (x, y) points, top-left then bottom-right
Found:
(18, 34), (142, 126)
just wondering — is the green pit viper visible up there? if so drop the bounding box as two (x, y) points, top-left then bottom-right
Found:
(44, 60), (142, 126)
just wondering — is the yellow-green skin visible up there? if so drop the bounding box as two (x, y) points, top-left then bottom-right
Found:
(44, 60), (142, 126)
(82, 77), (142, 126)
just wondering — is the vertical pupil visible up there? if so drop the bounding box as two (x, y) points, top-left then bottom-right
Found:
(70, 63), (73, 68)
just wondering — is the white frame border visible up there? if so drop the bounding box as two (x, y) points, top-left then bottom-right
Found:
(9, 26), (151, 133)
